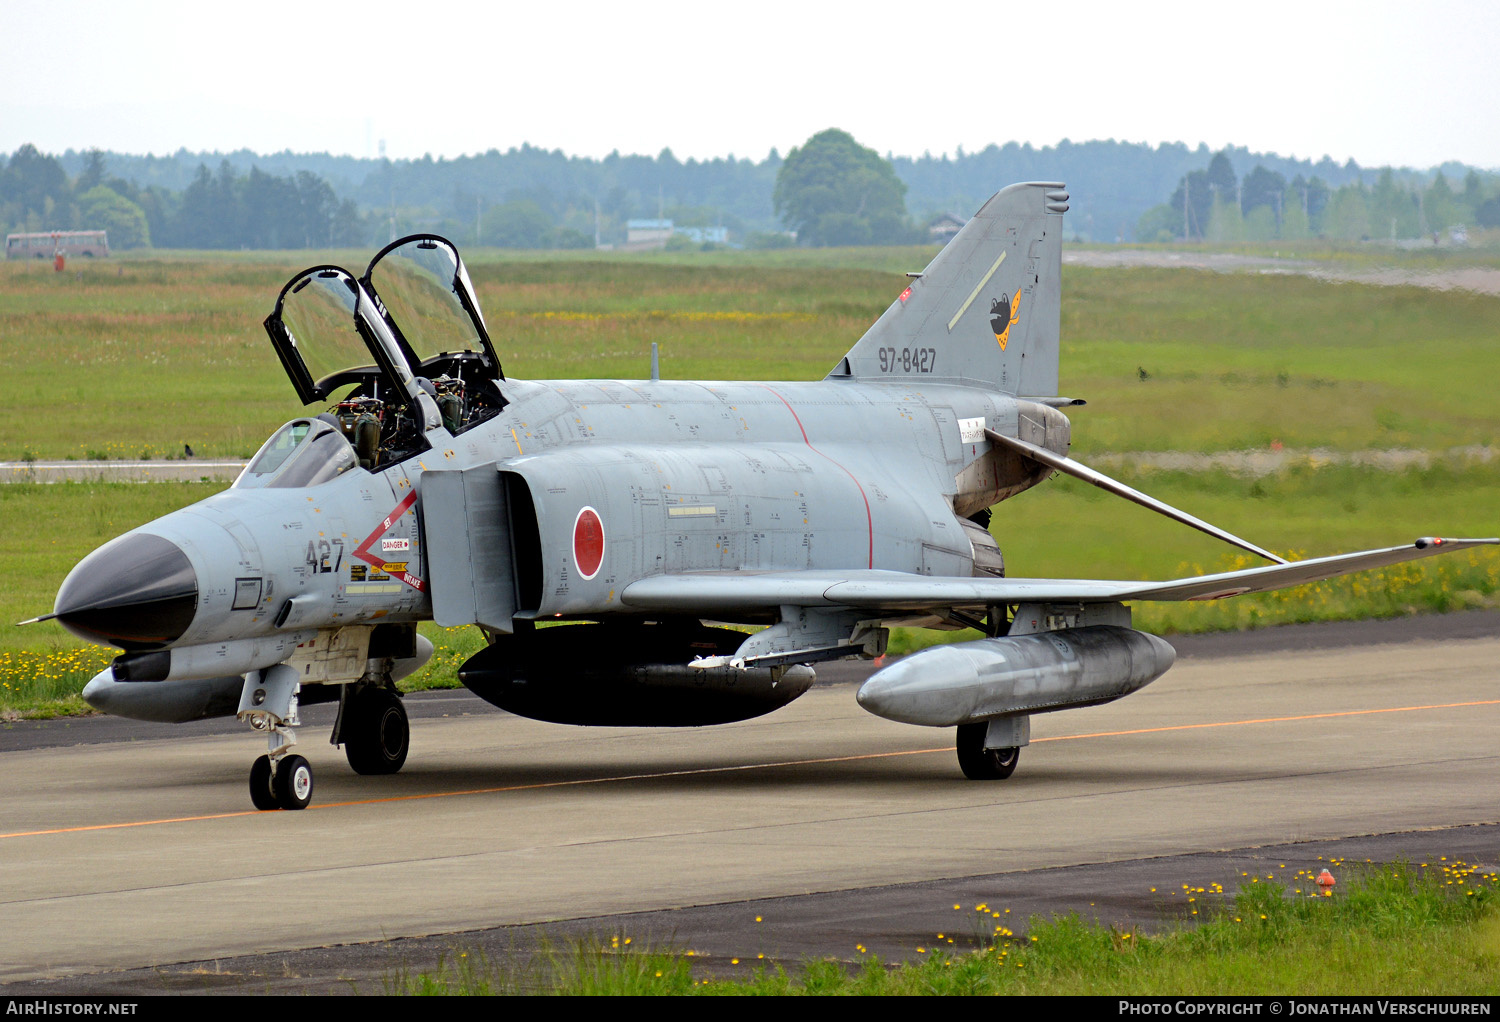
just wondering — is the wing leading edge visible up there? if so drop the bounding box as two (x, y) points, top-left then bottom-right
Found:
(620, 537), (1497, 616)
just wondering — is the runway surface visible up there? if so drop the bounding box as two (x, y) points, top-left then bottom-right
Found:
(1, 612), (1497, 993)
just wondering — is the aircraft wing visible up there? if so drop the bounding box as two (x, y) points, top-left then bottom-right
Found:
(620, 537), (1496, 615)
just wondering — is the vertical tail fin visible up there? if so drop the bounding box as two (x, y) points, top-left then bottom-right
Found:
(829, 182), (1067, 396)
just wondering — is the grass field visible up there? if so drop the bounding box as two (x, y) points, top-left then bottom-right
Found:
(390, 860), (1497, 995)
(1, 246), (1496, 715)
(3, 246), (1499, 460)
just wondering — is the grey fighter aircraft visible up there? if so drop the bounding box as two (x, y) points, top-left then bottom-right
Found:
(39, 182), (1494, 810)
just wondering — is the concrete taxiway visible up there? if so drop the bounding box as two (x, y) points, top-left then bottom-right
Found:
(1, 613), (1496, 990)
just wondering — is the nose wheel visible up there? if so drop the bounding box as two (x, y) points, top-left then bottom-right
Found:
(249, 755), (277, 810)
(249, 753), (314, 811)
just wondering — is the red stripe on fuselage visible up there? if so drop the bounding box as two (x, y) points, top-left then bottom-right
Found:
(754, 384), (874, 569)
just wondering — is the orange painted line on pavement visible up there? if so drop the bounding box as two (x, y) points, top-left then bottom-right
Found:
(3, 810), (267, 837)
(1028, 699), (1500, 743)
(0, 749), (940, 839)
(4, 699), (1495, 840)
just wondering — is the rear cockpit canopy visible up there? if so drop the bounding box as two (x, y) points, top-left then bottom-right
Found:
(362, 235), (503, 389)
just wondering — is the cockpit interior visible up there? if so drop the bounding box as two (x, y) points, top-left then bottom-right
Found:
(260, 235), (505, 478)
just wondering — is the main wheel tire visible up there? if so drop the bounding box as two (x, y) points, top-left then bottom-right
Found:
(956, 722), (1020, 780)
(273, 754), (313, 810)
(344, 687), (410, 775)
(249, 754), (278, 811)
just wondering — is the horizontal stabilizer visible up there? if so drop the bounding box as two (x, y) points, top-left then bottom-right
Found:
(985, 428), (1287, 564)
(621, 538), (1497, 615)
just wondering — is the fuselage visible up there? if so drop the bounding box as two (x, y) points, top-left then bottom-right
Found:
(55, 375), (1067, 674)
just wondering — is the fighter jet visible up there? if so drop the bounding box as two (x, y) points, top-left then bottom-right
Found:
(38, 182), (1493, 810)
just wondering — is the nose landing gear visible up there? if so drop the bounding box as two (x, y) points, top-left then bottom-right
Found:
(239, 664), (315, 811)
(238, 666), (412, 810)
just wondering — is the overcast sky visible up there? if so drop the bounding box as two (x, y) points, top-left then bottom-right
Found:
(5, 0), (1498, 170)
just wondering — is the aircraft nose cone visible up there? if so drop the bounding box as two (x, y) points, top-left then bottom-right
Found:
(53, 533), (198, 649)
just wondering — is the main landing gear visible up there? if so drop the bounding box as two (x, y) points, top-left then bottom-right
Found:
(339, 684), (410, 775)
(956, 721), (1021, 780)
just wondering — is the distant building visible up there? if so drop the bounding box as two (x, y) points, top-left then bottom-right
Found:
(927, 213), (967, 244)
(624, 218), (674, 252)
(621, 219), (731, 251)
(673, 225), (729, 246)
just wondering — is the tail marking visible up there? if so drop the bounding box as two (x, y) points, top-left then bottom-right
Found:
(948, 250), (1007, 332)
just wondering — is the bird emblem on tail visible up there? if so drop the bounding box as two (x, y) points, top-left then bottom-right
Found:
(990, 289), (1022, 350)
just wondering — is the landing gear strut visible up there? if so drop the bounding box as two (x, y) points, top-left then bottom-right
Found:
(239, 664), (315, 810)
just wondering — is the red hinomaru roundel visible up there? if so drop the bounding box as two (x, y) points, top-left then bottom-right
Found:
(573, 506), (605, 579)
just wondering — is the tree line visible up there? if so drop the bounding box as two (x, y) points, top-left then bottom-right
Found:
(1138, 150), (1500, 243)
(1, 146), (363, 250)
(7, 138), (1499, 250)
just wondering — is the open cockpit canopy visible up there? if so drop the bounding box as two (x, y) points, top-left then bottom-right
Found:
(262, 237), (505, 467)
(264, 265), (416, 408)
(362, 234), (502, 386)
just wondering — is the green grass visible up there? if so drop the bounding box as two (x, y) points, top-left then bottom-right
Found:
(997, 458), (1500, 636)
(4, 249), (1500, 459)
(465, 242), (946, 273)
(388, 860), (1497, 995)
(1061, 268), (1500, 454)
